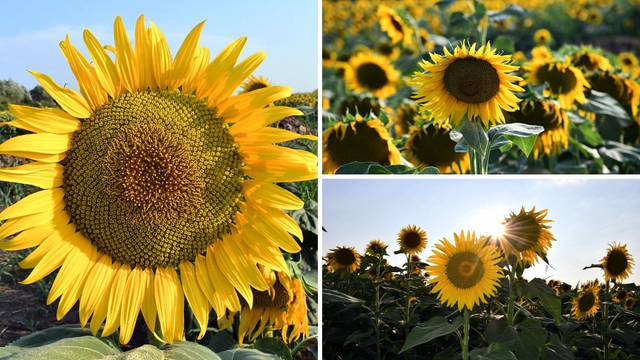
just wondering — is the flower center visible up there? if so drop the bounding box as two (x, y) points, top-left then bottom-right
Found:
(390, 15), (404, 33)
(408, 125), (466, 168)
(443, 57), (500, 104)
(446, 251), (485, 289)
(325, 121), (391, 167)
(402, 231), (423, 249)
(574, 54), (598, 71)
(536, 64), (578, 95)
(335, 248), (356, 266)
(503, 214), (542, 252)
(63, 90), (244, 268)
(508, 100), (563, 131)
(578, 291), (595, 312)
(606, 250), (628, 276)
(356, 62), (389, 90)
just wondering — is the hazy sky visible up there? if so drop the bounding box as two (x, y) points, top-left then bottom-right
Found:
(323, 178), (640, 286)
(0, 0), (317, 92)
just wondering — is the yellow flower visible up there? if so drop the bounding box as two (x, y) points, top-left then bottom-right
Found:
(589, 72), (640, 124)
(618, 52), (639, 74)
(366, 239), (388, 255)
(533, 28), (552, 45)
(601, 243), (634, 282)
(427, 230), (504, 311)
(571, 48), (612, 72)
(377, 4), (413, 47)
(405, 123), (470, 173)
(240, 75), (271, 93)
(327, 246), (361, 273)
(345, 51), (400, 99)
(506, 99), (569, 159)
(499, 207), (555, 265)
(585, 9), (603, 25)
(0, 16), (317, 344)
(523, 60), (590, 109)
(322, 117), (402, 174)
(512, 51), (527, 63)
(397, 225), (428, 256)
(531, 46), (553, 62)
(571, 283), (600, 320)
(412, 42), (523, 127)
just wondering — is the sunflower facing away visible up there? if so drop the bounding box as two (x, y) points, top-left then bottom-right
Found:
(0, 16), (317, 344)
(601, 243), (634, 282)
(366, 239), (388, 256)
(571, 282), (600, 320)
(397, 225), (428, 256)
(506, 99), (569, 159)
(571, 48), (612, 72)
(427, 230), (504, 311)
(240, 75), (271, 93)
(405, 123), (470, 174)
(523, 60), (590, 109)
(377, 4), (413, 47)
(323, 117), (402, 174)
(327, 246), (361, 273)
(499, 207), (555, 265)
(412, 42), (523, 127)
(345, 51), (400, 99)
(235, 268), (308, 344)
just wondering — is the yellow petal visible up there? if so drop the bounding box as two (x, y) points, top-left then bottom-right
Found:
(197, 37), (246, 98)
(218, 86), (291, 118)
(148, 21), (172, 89)
(0, 188), (64, 220)
(140, 269), (158, 336)
(0, 223), (54, 251)
(194, 254), (225, 316)
(0, 207), (61, 240)
(206, 248), (241, 311)
(79, 254), (116, 327)
(154, 267), (184, 344)
(235, 127), (316, 146)
(90, 287), (110, 336)
(0, 162), (63, 189)
(243, 145), (317, 182)
(215, 52), (266, 102)
(119, 266), (147, 344)
(103, 264), (130, 336)
(135, 15), (155, 89)
(0, 133), (71, 155)
(170, 21), (206, 89)
(114, 16), (139, 92)
(20, 228), (73, 284)
(244, 181), (304, 210)
(8, 104), (80, 134)
(28, 71), (91, 118)
(179, 261), (210, 340)
(60, 36), (107, 109)
(229, 107), (303, 135)
(83, 30), (120, 98)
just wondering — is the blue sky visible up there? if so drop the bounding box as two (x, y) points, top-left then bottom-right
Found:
(323, 178), (640, 286)
(0, 0), (317, 92)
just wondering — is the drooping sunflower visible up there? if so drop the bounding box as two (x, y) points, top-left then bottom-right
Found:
(397, 225), (428, 256)
(366, 239), (388, 256)
(377, 4), (413, 47)
(571, 48), (612, 72)
(499, 207), (555, 265)
(240, 75), (271, 93)
(411, 42), (524, 127)
(0, 16), (317, 344)
(427, 230), (504, 311)
(405, 123), (470, 173)
(600, 243), (635, 282)
(506, 99), (569, 159)
(618, 52), (639, 74)
(235, 268), (308, 344)
(326, 246), (361, 273)
(571, 283), (600, 320)
(533, 28), (552, 45)
(523, 60), (590, 109)
(322, 117), (402, 174)
(588, 72), (640, 124)
(345, 51), (400, 99)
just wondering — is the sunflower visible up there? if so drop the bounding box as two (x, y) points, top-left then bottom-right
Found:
(0, 16), (317, 345)
(397, 225), (427, 256)
(601, 243), (634, 282)
(240, 75), (271, 93)
(326, 246), (361, 273)
(531, 46), (553, 62)
(345, 51), (400, 99)
(571, 48), (612, 72)
(337, 94), (382, 117)
(512, 51), (527, 63)
(613, 289), (627, 304)
(427, 230), (504, 311)
(322, 117), (402, 174)
(405, 123), (470, 173)
(618, 52), (639, 74)
(523, 60), (590, 109)
(366, 239), (388, 256)
(393, 102), (419, 136)
(499, 207), (555, 265)
(585, 9), (603, 25)
(533, 28), (552, 45)
(375, 41), (401, 61)
(506, 99), (569, 159)
(323, 49), (337, 68)
(377, 4), (413, 47)
(236, 269), (308, 344)
(411, 42), (523, 127)
(571, 283), (600, 320)
(409, 254), (427, 275)
(588, 72), (640, 123)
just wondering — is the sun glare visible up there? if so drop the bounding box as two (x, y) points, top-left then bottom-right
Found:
(469, 206), (508, 240)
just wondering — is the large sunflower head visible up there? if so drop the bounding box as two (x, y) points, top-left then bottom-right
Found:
(345, 51), (400, 99)
(327, 246), (361, 273)
(405, 123), (470, 173)
(0, 16), (317, 345)
(523, 60), (591, 109)
(533, 28), (552, 45)
(506, 99), (569, 159)
(427, 230), (504, 311)
(571, 48), (612, 72)
(397, 225), (428, 256)
(366, 239), (388, 256)
(412, 42), (524, 127)
(571, 283), (600, 320)
(240, 75), (271, 93)
(618, 52), (639, 74)
(377, 4), (413, 47)
(600, 243), (634, 282)
(499, 207), (555, 265)
(237, 270), (309, 344)
(322, 117), (402, 174)
(588, 72), (640, 121)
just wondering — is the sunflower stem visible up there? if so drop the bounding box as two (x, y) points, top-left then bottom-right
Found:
(603, 280), (610, 360)
(405, 254), (413, 324)
(507, 263), (516, 325)
(462, 308), (470, 360)
(375, 257), (382, 360)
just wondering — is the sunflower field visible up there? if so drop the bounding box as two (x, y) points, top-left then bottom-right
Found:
(0, 16), (318, 360)
(322, 209), (640, 359)
(322, 0), (640, 174)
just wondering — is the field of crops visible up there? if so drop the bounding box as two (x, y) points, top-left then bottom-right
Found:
(322, 0), (640, 174)
(322, 208), (639, 359)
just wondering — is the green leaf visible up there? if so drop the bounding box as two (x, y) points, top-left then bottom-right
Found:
(253, 338), (292, 360)
(335, 162), (390, 174)
(323, 289), (364, 304)
(485, 318), (517, 346)
(578, 90), (631, 122)
(218, 348), (280, 360)
(488, 4), (525, 22)
(493, 35), (514, 54)
(503, 134), (537, 157)
(9, 325), (92, 348)
(599, 141), (640, 165)
(114, 345), (163, 359)
(459, 119), (489, 153)
(488, 123), (544, 139)
(400, 316), (463, 353)
(521, 278), (561, 324)
(6, 336), (120, 360)
(575, 122), (603, 147)
(164, 342), (221, 360)
(470, 343), (518, 360)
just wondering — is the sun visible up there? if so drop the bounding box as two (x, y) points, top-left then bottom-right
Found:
(468, 206), (508, 239)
